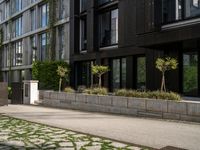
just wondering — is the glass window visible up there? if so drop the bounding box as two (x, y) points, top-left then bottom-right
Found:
(137, 57), (146, 90)
(58, 26), (64, 60)
(31, 36), (37, 63)
(163, 0), (200, 23)
(112, 58), (127, 89)
(59, 0), (65, 19)
(3, 45), (10, 67)
(31, 0), (37, 4)
(77, 61), (92, 87)
(80, 16), (87, 51)
(13, 16), (22, 37)
(12, 0), (22, 14)
(111, 9), (118, 45)
(31, 9), (36, 31)
(121, 58), (127, 88)
(13, 41), (23, 66)
(40, 33), (48, 61)
(5, 1), (10, 19)
(80, 0), (88, 12)
(2, 46), (7, 67)
(40, 3), (49, 27)
(5, 45), (10, 67)
(112, 59), (120, 89)
(183, 52), (198, 96)
(99, 9), (118, 47)
(5, 23), (9, 40)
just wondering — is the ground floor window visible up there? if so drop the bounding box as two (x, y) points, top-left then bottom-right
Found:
(137, 57), (146, 90)
(112, 58), (127, 90)
(183, 51), (198, 96)
(76, 61), (93, 88)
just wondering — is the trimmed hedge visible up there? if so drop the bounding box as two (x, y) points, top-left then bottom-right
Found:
(32, 61), (69, 90)
(83, 87), (108, 95)
(115, 89), (181, 101)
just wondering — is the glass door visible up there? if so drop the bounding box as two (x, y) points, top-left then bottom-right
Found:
(183, 51), (198, 96)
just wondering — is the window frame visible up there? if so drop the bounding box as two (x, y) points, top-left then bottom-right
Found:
(99, 8), (119, 48)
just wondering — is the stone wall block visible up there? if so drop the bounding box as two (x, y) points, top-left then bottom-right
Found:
(187, 103), (200, 116)
(128, 98), (146, 110)
(50, 92), (58, 100)
(39, 90), (45, 99)
(86, 95), (99, 104)
(76, 94), (87, 103)
(65, 93), (76, 101)
(168, 101), (187, 114)
(112, 96), (128, 108)
(146, 99), (168, 112)
(57, 92), (66, 100)
(99, 96), (112, 106)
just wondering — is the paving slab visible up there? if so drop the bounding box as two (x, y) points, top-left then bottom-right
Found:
(0, 105), (200, 150)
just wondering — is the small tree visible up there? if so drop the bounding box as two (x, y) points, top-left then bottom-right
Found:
(156, 57), (178, 92)
(57, 66), (70, 92)
(92, 65), (109, 87)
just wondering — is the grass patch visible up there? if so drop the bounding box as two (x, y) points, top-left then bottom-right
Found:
(0, 115), (148, 150)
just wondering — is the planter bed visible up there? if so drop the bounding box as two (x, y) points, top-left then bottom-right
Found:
(39, 91), (200, 123)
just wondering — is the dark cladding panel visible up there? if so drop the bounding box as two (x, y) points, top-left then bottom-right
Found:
(87, 7), (95, 52)
(119, 0), (137, 47)
(144, 0), (154, 32)
(137, 0), (156, 34)
(154, 0), (162, 30)
(136, 0), (145, 34)
(70, 0), (80, 55)
(146, 49), (164, 90)
(126, 56), (134, 89)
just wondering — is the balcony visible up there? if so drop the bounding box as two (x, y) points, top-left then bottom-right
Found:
(162, 0), (200, 24)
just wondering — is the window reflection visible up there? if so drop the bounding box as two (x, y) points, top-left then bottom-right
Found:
(183, 52), (198, 96)
(99, 9), (118, 47)
(163, 0), (200, 23)
(112, 58), (127, 90)
(137, 57), (146, 90)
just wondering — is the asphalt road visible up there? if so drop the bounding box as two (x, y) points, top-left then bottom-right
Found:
(0, 105), (200, 150)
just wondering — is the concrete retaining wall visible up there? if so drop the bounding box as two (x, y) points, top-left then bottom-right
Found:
(0, 82), (8, 106)
(39, 91), (200, 123)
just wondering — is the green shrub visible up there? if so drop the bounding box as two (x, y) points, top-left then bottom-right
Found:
(115, 89), (181, 101)
(146, 91), (181, 100)
(64, 87), (75, 93)
(83, 87), (108, 95)
(8, 86), (12, 99)
(32, 61), (70, 90)
(77, 85), (86, 93)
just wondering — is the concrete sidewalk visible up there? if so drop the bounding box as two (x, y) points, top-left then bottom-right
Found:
(0, 105), (200, 150)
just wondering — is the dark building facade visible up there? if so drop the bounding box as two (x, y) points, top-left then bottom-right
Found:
(70, 0), (200, 97)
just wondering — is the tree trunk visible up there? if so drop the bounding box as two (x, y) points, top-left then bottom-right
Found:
(163, 74), (166, 92)
(59, 78), (62, 92)
(99, 75), (102, 88)
(161, 72), (166, 92)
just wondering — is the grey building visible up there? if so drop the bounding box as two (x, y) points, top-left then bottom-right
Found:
(0, 0), (70, 83)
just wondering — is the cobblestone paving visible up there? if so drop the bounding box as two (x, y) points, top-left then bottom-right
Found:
(0, 115), (147, 150)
